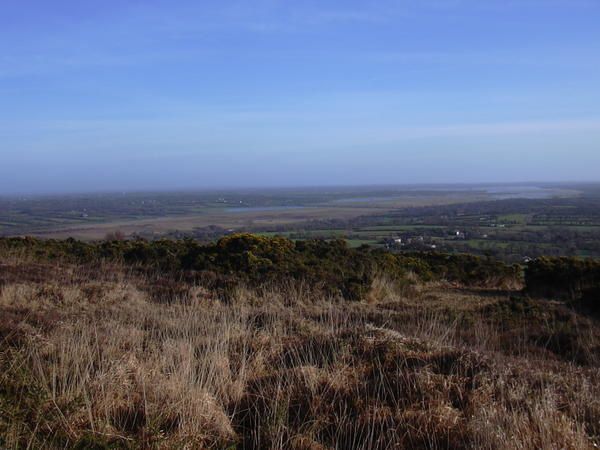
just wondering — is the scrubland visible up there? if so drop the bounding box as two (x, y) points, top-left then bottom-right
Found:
(1, 242), (600, 449)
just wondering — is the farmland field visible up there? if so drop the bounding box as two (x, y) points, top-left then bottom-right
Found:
(1, 183), (598, 262)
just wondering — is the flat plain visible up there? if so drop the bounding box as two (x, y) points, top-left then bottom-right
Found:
(0, 184), (578, 241)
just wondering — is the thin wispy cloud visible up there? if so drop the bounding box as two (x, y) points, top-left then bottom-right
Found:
(2, 1), (598, 76)
(1, 0), (599, 192)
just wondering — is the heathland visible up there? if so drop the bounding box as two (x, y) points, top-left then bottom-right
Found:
(1, 234), (599, 449)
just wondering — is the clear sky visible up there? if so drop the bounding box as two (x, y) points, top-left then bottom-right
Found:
(1, 0), (600, 194)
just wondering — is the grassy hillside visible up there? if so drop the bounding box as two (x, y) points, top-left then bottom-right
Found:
(1, 236), (599, 449)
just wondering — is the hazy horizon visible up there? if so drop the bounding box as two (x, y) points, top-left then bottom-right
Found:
(1, 180), (596, 199)
(2, 1), (600, 194)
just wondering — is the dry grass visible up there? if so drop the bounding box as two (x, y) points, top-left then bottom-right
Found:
(1, 260), (599, 449)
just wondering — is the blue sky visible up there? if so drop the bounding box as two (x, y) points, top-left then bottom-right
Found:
(1, 0), (600, 194)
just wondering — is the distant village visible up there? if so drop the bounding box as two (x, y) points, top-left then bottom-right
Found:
(382, 229), (467, 251)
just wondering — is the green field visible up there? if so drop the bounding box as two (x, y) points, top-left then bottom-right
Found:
(497, 213), (529, 224)
(2, 183), (600, 262)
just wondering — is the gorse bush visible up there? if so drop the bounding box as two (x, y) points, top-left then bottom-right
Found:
(403, 252), (522, 288)
(525, 256), (600, 300)
(0, 234), (521, 300)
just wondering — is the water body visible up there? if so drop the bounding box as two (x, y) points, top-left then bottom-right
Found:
(484, 186), (558, 199)
(332, 186), (559, 204)
(225, 186), (566, 212)
(333, 196), (403, 203)
(225, 206), (307, 213)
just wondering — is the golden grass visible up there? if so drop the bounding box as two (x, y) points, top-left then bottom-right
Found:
(1, 260), (599, 449)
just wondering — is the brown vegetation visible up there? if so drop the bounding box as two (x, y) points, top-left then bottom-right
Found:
(1, 254), (599, 449)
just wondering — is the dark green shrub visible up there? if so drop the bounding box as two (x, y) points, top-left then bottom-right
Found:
(525, 257), (600, 299)
(0, 235), (524, 300)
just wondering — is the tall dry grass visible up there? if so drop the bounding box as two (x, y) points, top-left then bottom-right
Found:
(1, 262), (599, 449)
